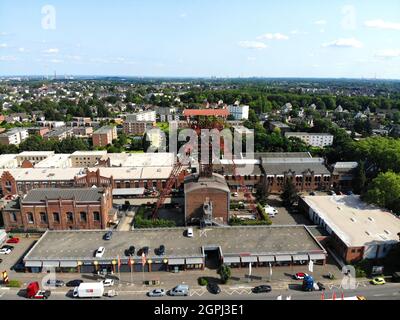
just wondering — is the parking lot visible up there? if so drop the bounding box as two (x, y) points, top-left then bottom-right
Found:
(266, 195), (312, 226)
(1, 236), (39, 272)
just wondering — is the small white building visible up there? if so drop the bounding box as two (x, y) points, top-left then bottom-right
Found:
(228, 104), (249, 120)
(285, 132), (334, 148)
(0, 128), (29, 145)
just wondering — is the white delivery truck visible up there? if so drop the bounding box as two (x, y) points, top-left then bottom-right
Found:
(73, 282), (104, 298)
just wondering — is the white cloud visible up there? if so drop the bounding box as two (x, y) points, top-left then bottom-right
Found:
(179, 13), (187, 18)
(43, 48), (59, 54)
(0, 55), (16, 61)
(314, 20), (327, 25)
(18, 47), (25, 52)
(0, 43), (8, 48)
(364, 19), (400, 30)
(375, 49), (400, 58)
(322, 38), (363, 48)
(257, 33), (289, 40)
(238, 41), (267, 49)
(247, 57), (256, 61)
(49, 59), (63, 63)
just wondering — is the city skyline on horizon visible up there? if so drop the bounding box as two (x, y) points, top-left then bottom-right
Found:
(1, 0), (400, 79)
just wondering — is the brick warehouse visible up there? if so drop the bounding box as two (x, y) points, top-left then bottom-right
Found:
(2, 187), (115, 231)
(184, 173), (230, 225)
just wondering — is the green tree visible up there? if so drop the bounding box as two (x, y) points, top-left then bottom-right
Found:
(281, 179), (298, 207)
(364, 171), (400, 213)
(353, 161), (367, 194)
(217, 264), (232, 284)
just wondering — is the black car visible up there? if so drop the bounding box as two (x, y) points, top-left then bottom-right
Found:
(157, 245), (165, 256)
(126, 246), (135, 256)
(252, 285), (272, 294)
(2, 245), (14, 250)
(309, 192), (316, 196)
(104, 231), (113, 241)
(142, 246), (149, 256)
(207, 283), (221, 295)
(0, 259), (3, 264)
(46, 279), (65, 287)
(66, 279), (83, 287)
(317, 282), (326, 291)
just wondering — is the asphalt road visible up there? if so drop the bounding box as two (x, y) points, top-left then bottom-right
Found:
(1, 283), (399, 301)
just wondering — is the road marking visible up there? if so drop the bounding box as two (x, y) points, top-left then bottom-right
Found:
(190, 289), (206, 297)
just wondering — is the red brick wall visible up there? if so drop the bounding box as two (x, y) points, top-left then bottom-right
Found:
(185, 188), (229, 223)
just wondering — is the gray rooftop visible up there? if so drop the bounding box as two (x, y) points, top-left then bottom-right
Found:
(262, 159), (330, 176)
(93, 126), (115, 134)
(24, 226), (326, 262)
(22, 188), (105, 203)
(184, 173), (230, 194)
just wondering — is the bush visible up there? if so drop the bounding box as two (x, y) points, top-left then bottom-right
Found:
(355, 268), (367, 278)
(198, 277), (208, 286)
(6, 280), (21, 288)
(217, 264), (231, 284)
(134, 216), (176, 228)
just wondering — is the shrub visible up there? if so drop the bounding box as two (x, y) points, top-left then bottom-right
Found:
(6, 280), (21, 288)
(217, 264), (231, 284)
(198, 277), (208, 286)
(134, 216), (176, 228)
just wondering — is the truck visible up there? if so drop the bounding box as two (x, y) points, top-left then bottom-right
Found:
(26, 282), (51, 300)
(73, 282), (104, 298)
(302, 275), (315, 292)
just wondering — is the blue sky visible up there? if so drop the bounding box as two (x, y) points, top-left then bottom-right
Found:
(0, 0), (399, 78)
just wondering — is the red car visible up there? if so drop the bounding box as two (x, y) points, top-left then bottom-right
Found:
(6, 237), (20, 244)
(294, 272), (309, 280)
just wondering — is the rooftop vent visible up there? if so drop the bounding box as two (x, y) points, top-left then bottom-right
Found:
(384, 230), (391, 235)
(350, 218), (356, 222)
(368, 217), (374, 222)
(365, 231), (371, 236)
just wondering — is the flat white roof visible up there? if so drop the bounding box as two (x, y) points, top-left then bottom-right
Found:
(34, 154), (71, 168)
(71, 151), (107, 156)
(303, 195), (400, 247)
(17, 151), (55, 157)
(107, 152), (175, 167)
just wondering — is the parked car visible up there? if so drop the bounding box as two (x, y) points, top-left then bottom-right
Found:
(142, 246), (149, 256)
(371, 277), (386, 285)
(6, 237), (20, 244)
(0, 247), (12, 255)
(46, 279), (65, 287)
(294, 272), (309, 280)
(327, 190), (336, 196)
(157, 245), (165, 256)
(309, 192), (316, 196)
(147, 288), (166, 297)
(103, 278), (114, 287)
(95, 247), (105, 258)
(126, 246), (135, 256)
(0, 259), (3, 264)
(168, 284), (189, 296)
(26, 282), (51, 300)
(345, 191), (354, 196)
(186, 227), (194, 238)
(207, 283), (221, 295)
(104, 231), (113, 241)
(316, 282), (326, 291)
(252, 285), (272, 293)
(232, 192), (239, 197)
(264, 205), (278, 217)
(66, 279), (83, 287)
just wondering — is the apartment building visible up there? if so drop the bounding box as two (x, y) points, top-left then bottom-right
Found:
(70, 151), (108, 167)
(284, 132), (334, 148)
(0, 128), (29, 145)
(228, 104), (249, 120)
(92, 126), (118, 147)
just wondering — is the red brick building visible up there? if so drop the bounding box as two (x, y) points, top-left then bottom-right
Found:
(2, 187), (115, 231)
(184, 173), (230, 225)
(92, 126), (118, 147)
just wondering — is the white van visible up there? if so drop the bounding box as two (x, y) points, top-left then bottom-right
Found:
(169, 284), (189, 296)
(186, 227), (193, 238)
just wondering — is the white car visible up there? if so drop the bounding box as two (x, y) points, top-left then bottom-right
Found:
(264, 205), (278, 217)
(72, 287), (79, 298)
(232, 192), (239, 197)
(95, 247), (105, 258)
(186, 227), (193, 238)
(0, 248), (11, 255)
(147, 288), (166, 297)
(103, 279), (114, 287)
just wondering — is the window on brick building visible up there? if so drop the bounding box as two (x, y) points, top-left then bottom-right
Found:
(9, 212), (17, 222)
(53, 212), (60, 223)
(66, 212), (74, 223)
(80, 212), (87, 222)
(93, 212), (100, 221)
(40, 212), (47, 223)
(26, 212), (34, 224)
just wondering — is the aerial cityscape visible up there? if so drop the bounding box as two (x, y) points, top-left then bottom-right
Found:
(0, 0), (399, 312)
